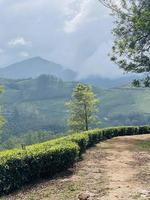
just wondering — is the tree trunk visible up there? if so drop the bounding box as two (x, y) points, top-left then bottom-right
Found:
(84, 104), (88, 131)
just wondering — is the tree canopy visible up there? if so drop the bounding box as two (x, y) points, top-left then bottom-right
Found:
(99, 0), (150, 86)
(66, 84), (99, 132)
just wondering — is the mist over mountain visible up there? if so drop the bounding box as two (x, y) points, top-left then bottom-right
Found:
(0, 57), (138, 88)
(0, 57), (77, 81)
(81, 75), (138, 88)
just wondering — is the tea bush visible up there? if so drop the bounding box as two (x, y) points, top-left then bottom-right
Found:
(0, 142), (79, 194)
(0, 125), (149, 195)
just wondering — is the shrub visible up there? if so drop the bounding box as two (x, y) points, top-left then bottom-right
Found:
(0, 142), (79, 194)
(0, 125), (149, 195)
(66, 133), (89, 155)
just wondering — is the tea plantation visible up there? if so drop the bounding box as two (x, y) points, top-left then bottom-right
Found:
(0, 125), (150, 195)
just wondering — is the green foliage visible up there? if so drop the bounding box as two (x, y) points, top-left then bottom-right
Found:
(0, 141), (79, 195)
(0, 76), (150, 148)
(132, 76), (150, 87)
(0, 117), (6, 130)
(1, 130), (63, 150)
(143, 75), (150, 87)
(0, 76), (73, 142)
(66, 84), (99, 132)
(132, 79), (141, 87)
(137, 140), (150, 151)
(0, 125), (150, 195)
(0, 86), (4, 94)
(103, 0), (150, 84)
(66, 133), (89, 154)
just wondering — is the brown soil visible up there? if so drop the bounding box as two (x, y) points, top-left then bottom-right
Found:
(2, 134), (150, 200)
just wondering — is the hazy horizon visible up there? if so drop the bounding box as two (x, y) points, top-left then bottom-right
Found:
(0, 0), (124, 78)
(0, 55), (137, 80)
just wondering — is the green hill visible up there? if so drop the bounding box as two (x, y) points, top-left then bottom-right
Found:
(0, 57), (77, 81)
(0, 75), (149, 149)
(96, 87), (150, 126)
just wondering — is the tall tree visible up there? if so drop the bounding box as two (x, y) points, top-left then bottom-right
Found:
(99, 0), (150, 85)
(66, 83), (99, 132)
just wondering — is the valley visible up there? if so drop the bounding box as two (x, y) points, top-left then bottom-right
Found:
(0, 72), (149, 149)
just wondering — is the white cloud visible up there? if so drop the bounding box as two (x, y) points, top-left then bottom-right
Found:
(8, 37), (31, 48)
(64, 0), (92, 33)
(19, 51), (29, 57)
(0, 0), (121, 78)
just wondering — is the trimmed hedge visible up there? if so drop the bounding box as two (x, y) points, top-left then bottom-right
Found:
(0, 125), (150, 195)
(0, 142), (79, 194)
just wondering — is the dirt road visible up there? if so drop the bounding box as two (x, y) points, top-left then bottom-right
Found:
(4, 134), (150, 200)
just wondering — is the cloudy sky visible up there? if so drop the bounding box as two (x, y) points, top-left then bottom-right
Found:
(0, 0), (123, 78)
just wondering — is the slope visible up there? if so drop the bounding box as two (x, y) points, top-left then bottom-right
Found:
(0, 57), (77, 81)
(0, 76), (149, 141)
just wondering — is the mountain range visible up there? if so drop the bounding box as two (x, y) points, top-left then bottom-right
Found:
(0, 57), (77, 81)
(0, 57), (136, 88)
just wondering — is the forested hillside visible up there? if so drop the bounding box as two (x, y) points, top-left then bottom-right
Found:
(0, 75), (75, 148)
(0, 75), (149, 149)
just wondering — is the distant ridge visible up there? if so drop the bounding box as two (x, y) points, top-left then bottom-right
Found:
(0, 57), (77, 81)
(0, 57), (140, 88)
(81, 75), (138, 88)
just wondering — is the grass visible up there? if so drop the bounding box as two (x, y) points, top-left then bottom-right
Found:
(136, 140), (150, 151)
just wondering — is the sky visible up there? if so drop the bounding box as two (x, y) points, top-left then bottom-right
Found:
(0, 0), (123, 78)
